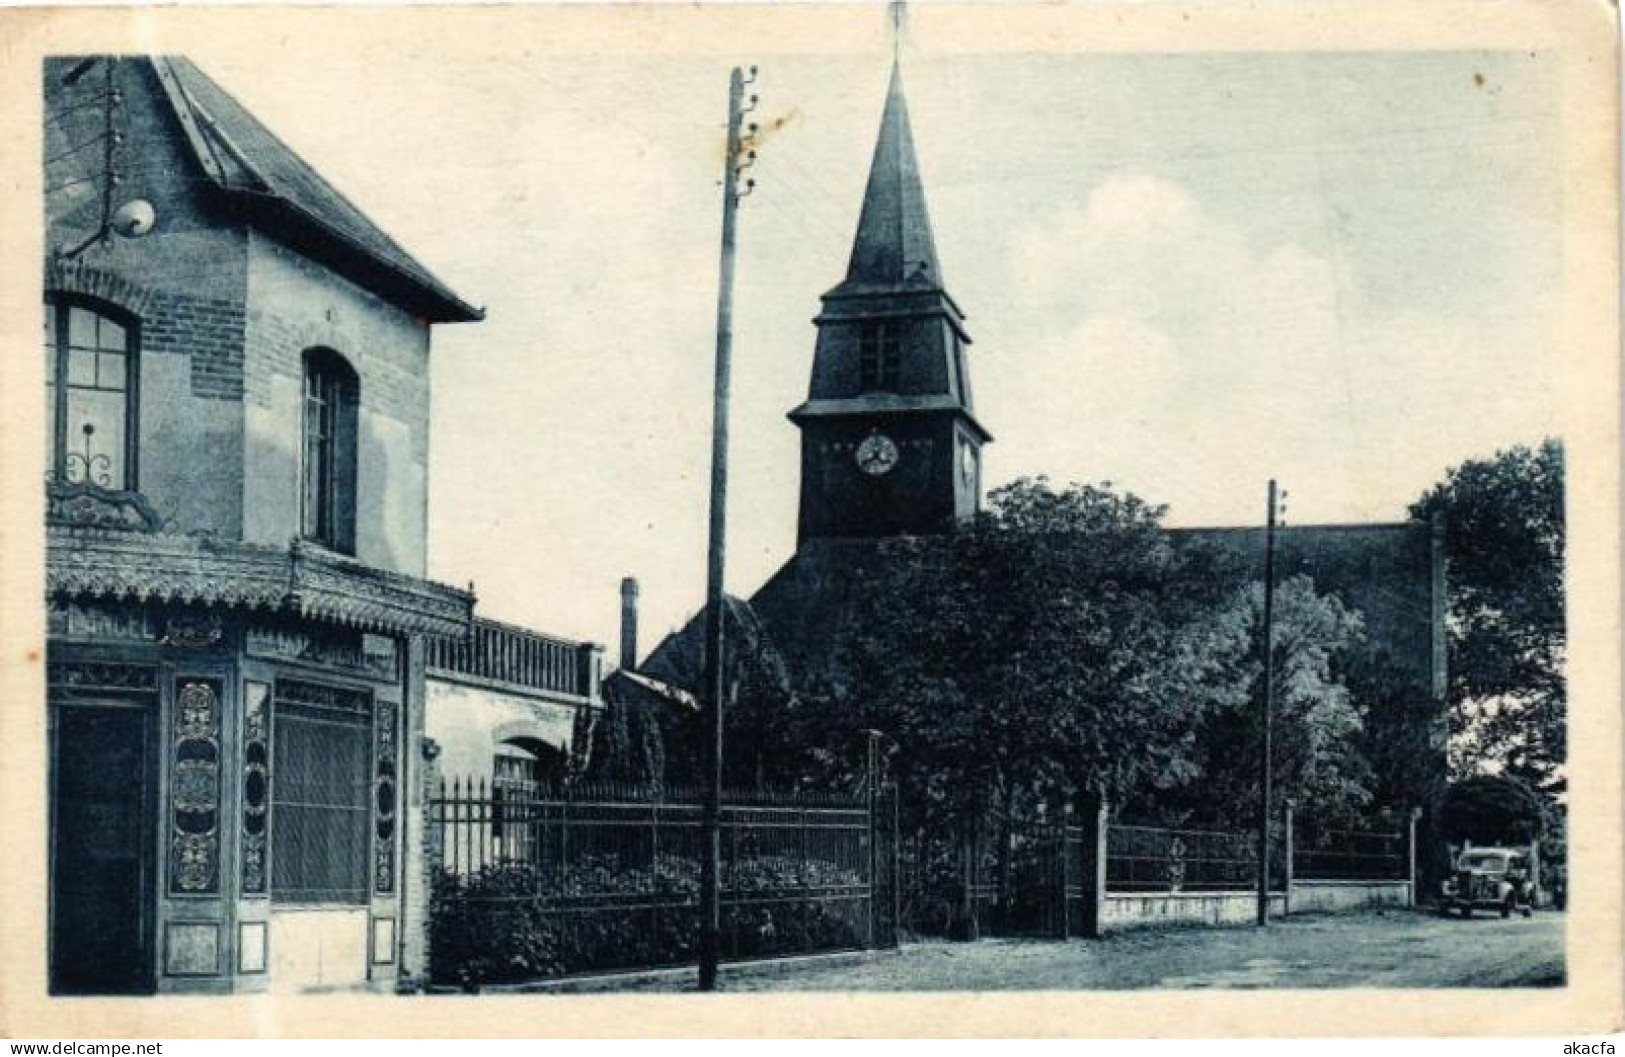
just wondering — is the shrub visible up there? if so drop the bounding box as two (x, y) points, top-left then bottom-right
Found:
(429, 853), (868, 988)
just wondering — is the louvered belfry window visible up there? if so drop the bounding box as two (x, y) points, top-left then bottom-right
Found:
(271, 680), (371, 905)
(858, 321), (902, 392)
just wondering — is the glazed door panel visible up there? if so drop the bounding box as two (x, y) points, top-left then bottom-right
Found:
(50, 699), (156, 994)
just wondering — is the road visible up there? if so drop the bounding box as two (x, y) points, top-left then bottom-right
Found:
(569, 908), (1564, 991)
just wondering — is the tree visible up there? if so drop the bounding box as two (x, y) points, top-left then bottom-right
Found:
(637, 598), (817, 791)
(1437, 774), (1547, 845)
(1174, 576), (1372, 828)
(1410, 439), (1565, 793)
(837, 479), (1247, 846)
(569, 684), (665, 792)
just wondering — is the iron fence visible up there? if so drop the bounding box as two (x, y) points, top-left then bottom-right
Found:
(428, 778), (896, 987)
(892, 817), (1087, 940)
(1107, 822), (1271, 892)
(1294, 826), (1406, 881)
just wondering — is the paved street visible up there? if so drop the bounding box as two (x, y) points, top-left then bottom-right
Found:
(569, 909), (1564, 992)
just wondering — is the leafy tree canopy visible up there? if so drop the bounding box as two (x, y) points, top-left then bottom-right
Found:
(1410, 439), (1565, 793)
(837, 479), (1269, 832)
(1170, 576), (1372, 828)
(1437, 774), (1547, 845)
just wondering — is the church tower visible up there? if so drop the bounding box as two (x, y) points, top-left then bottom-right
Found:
(789, 59), (991, 545)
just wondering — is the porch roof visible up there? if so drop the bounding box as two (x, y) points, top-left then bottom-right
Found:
(47, 525), (475, 640)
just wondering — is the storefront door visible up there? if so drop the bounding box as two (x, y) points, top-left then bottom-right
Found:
(50, 697), (157, 994)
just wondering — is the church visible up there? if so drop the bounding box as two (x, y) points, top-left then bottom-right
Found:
(627, 53), (1448, 823)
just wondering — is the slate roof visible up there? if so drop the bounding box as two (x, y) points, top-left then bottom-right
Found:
(149, 57), (482, 322)
(830, 61), (944, 297)
(1172, 521), (1441, 688)
(604, 668), (698, 712)
(643, 523), (1441, 698)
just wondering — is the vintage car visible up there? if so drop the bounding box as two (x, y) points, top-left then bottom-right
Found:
(1439, 847), (1536, 918)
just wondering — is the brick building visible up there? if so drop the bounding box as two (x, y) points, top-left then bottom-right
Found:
(40, 55), (599, 996)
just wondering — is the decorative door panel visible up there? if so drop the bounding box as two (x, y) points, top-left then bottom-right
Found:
(168, 677), (222, 895)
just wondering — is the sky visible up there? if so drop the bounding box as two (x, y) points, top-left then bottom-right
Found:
(198, 27), (1563, 654)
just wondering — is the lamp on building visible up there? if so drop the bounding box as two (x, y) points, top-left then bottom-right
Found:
(111, 198), (156, 239)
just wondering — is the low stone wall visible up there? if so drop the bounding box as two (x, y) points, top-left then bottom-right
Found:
(1103, 890), (1287, 932)
(1288, 879), (1411, 914)
(1102, 880), (1409, 932)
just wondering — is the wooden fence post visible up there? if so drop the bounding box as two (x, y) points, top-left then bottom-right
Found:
(1079, 788), (1108, 940)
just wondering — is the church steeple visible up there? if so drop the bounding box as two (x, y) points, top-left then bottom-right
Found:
(788, 47), (991, 546)
(839, 61), (943, 293)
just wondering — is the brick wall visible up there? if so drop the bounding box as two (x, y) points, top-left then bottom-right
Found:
(145, 291), (247, 400)
(46, 58), (437, 571)
(242, 232), (433, 576)
(46, 59), (251, 537)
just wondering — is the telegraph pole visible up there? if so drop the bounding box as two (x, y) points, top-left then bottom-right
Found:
(699, 64), (758, 993)
(1257, 478), (1279, 926)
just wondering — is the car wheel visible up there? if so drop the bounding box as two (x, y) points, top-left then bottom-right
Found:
(1522, 906), (1533, 918)
(1460, 905), (1472, 919)
(1500, 901), (1512, 919)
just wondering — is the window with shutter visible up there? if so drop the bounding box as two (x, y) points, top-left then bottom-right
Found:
(300, 349), (359, 554)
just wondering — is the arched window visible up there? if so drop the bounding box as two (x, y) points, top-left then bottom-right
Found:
(44, 296), (139, 490)
(301, 348), (359, 554)
(491, 738), (566, 862)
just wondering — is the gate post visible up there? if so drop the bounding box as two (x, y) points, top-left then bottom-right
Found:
(957, 820), (981, 941)
(1527, 834), (1541, 908)
(1407, 806), (1422, 909)
(402, 736), (442, 989)
(1078, 788), (1108, 939)
(1059, 809), (1072, 940)
(1283, 799), (1295, 916)
(891, 786), (901, 948)
(865, 732), (879, 950)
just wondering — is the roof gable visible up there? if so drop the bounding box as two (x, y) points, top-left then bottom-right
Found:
(150, 57), (482, 323)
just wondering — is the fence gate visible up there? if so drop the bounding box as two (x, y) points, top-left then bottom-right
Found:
(921, 816), (1085, 940)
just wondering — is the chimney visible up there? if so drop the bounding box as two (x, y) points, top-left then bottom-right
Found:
(619, 576), (640, 670)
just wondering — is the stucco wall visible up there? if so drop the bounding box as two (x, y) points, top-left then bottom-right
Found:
(45, 58), (439, 568)
(1103, 891), (1288, 932)
(242, 233), (432, 575)
(1289, 880), (1411, 914)
(425, 678), (580, 787)
(45, 59), (250, 537)
(1103, 881), (1409, 933)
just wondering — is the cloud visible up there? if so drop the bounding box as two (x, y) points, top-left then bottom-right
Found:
(981, 173), (1555, 525)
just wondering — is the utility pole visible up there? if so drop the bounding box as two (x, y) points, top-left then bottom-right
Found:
(1257, 478), (1280, 926)
(699, 64), (758, 993)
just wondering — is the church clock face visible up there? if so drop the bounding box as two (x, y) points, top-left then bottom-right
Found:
(855, 432), (899, 476)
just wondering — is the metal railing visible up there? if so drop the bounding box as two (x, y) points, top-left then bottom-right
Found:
(425, 617), (593, 699)
(427, 779), (896, 986)
(1295, 826), (1406, 881)
(1107, 823), (1269, 892)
